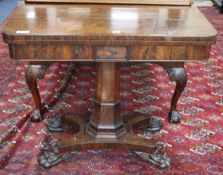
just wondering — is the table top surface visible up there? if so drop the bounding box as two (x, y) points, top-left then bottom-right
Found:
(2, 4), (217, 43)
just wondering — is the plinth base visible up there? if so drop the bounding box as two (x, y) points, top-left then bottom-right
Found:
(38, 114), (171, 169)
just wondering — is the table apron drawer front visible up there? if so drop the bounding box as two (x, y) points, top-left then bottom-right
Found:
(96, 46), (127, 60)
(130, 46), (210, 60)
(9, 44), (211, 61)
(9, 44), (93, 60)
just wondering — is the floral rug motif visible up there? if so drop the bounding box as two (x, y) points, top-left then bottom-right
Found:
(0, 6), (222, 175)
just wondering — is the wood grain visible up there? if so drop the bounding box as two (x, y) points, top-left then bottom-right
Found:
(2, 4), (216, 61)
(2, 4), (216, 43)
(96, 46), (127, 60)
(130, 46), (156, 60)
(9, 45), (211, 61)
(86, 62), (127, 139)
(156, 46), (171, 60)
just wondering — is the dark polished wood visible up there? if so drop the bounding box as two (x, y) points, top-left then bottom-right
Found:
(25, 62), (76, 122)
(25, 63), (49, 122)
(1, 2), (217, 169)
(39, 114), (170, 169)
(86, 62), (128, 140)
(2, 4), (216, 62)
(165, 66), (187, 123)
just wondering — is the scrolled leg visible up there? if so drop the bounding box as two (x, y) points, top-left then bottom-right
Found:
(164, 67), (187, 123)
(25, 63), (49, 122)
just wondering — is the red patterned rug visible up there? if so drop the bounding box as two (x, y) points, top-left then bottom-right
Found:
(0, 6), (223, 175)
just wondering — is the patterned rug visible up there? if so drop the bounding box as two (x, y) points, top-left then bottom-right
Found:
(0, 6), (222, 175)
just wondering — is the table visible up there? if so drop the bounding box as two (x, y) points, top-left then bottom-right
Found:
(2, 3), (217, 169)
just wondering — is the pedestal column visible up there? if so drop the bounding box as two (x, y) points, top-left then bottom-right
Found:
(86, 62), (127, 140)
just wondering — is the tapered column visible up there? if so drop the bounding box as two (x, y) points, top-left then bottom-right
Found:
(86, 62), (127, 140)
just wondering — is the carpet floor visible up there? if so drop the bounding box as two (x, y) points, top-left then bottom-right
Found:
(0, 6), (222, 175)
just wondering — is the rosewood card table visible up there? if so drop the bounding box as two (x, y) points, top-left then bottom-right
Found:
(2, 0), (217, 169)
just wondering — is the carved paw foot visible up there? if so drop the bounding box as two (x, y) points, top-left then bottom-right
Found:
(168, 110), (181, 123)
(146, 117), (163, 132)
(135, 147), (171, 169)
(148, 150), (171, 169)
(38, 137), (71, 168)
(31, 109), (42, 122)
(46, 115), (71, 132)
(38, 150), (63, 168)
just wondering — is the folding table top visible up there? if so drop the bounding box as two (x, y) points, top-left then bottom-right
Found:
(1, 1), (217, 61)
(2, 3), (216, 44)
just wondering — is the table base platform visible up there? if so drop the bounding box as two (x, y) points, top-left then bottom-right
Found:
(38, 113), (171, 169)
